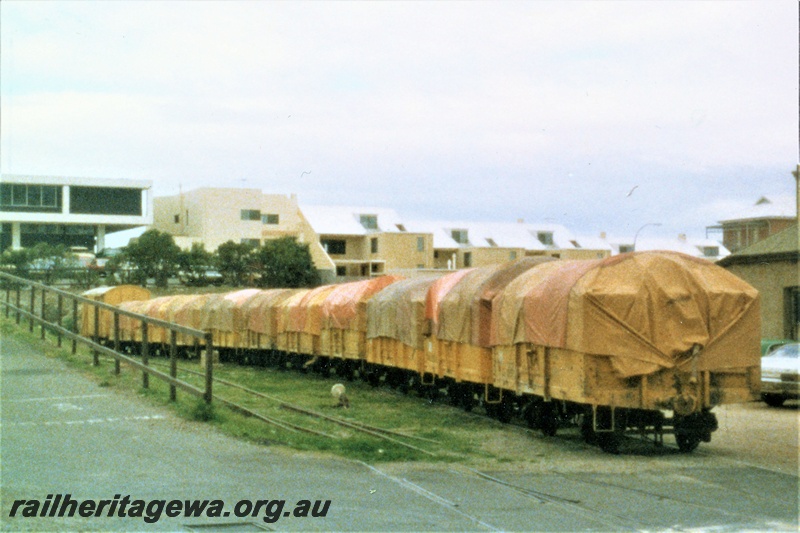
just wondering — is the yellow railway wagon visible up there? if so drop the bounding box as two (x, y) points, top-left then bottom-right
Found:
(203, 289), (261, 349)
(366, 276), (444, 375)
(242, 289), (300, 350)
(490, 252), (760, 451)
(429, 258), (556, 385)
(80, 285), (151, 339)
(320, 275), (404, 361)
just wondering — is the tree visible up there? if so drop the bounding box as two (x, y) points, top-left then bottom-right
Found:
(254, 237), (320, 288)
(215, 240), (255, 287)
(123, 229), (180, 287)
(177, 242), (215, 286)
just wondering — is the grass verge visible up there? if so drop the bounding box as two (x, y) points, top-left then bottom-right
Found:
(1, 316), (544, 466)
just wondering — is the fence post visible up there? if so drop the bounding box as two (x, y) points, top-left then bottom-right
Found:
(93, 304), (100, 366)
(57, 293), (63, 347)
(141, 320), (149, 390)
(71, 298), (78, 354)
(204, 332), (213, 404)
(170, 330), (178, 402)
(15, 285), (21, 325)
(114, 312), (121, 375)
(29, 286), (35, 333)
(40, 287), (47, 340)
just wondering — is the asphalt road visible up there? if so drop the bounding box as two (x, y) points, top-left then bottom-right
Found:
(1, 334), (798, 532)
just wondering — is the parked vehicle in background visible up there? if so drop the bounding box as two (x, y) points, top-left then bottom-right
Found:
(178, 268), (224, 287)
(761, 339), (791, 356)
(761, 342), (800, 407)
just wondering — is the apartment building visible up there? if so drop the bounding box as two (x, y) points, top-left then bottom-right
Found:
(0, 174), (152, 253)
(300, 205), (434, 279)
(152, 187), (602, 280)
(706, 195), (796, 254)
(406, 220), (610, 269)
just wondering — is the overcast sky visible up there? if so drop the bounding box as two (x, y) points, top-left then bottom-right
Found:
(2, 1), (797, 240)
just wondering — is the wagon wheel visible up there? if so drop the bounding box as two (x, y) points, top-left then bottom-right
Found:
(494, 395), (515, 424)
(675, 432), (701, 453)
(460, 389), (476, 412)
(673, 411), (715, 453)
(595, 407), (626, 454)
(762, 394), (786, 408)
(539, 402), (558, 437)
(579, 413), (597, 445)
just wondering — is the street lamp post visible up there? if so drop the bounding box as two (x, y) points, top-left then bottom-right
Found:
(633, 222), (662, 251)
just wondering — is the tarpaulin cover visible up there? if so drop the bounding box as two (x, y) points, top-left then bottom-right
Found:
(243, 289), (301, 336)
(367, 275), (445, 349)
(277, 289), (312, 334)
(172, 294), (218, 330)
(322, 275), (405, 331)
(284, 285), (339, 335)
(82, 285), (151, 305)
(203, 289), (261, 332)
(425, 269), (475, 325)
(436, 257), (557, 346)
(491, 252), (760, 377)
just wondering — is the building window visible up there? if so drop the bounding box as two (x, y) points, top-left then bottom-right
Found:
(463, 252), (472, 267)
(336, 266), (347, 276)
(322, 239), (346, 255)
(262, 213), (279, 225)
(371, 263), (381, 273)
(70, 186), (141, 215)
(1, 184), (61, 211)
(537, 232), (554, 246)
(240, 238), (260, 247)
(174, 214), (180, 224)
(241, 209), (261, 221)
(451, 229), (468, 244)
(486, 238), (497, 247)
(619, 245), (634, 253)
(360, 214), (378, 230)
(702, 246), (719, 257)
(396, 224), (406, 232)
(509, 251), (517, 260)
(371, 238), (378, 254)
(417, 237), (425, 252)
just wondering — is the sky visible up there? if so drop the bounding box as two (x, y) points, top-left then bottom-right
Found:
(1, 1), (798, 241)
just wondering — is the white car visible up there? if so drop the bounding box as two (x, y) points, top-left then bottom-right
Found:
(761, 342), (800, 407)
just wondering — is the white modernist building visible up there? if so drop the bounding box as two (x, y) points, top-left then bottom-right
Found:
(0, 174), (153, 253)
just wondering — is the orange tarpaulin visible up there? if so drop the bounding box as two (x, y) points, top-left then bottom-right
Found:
(436, 257), (557, 347)
(491, 252), (760, 377)
(322, 275), (405, 331)
(425, 269), (475, 324)
(284, 285), (339, 335)
(243, 289), (301, 336)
